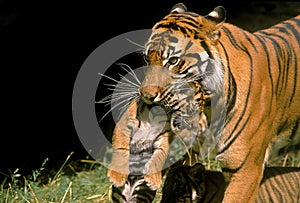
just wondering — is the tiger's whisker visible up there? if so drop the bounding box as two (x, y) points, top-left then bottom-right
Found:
(98, 73), (138, 88)
(98, 95), (138, 122)
(107, 88), (137, 92)
(117, 63), (142, 85)
(104, 82), (137, 88)
(118, 74), (141, 88)
(126, 38), (145, 49)
(97, 65), (140, 121)
(97, 92), (138, 105)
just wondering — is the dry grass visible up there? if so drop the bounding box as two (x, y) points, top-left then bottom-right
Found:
(0, 150), (299, 203)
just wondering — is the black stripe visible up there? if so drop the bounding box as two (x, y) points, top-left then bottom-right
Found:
(169, 14), (200, 25)
(243, 32), (258, 52)
(184, 41), (193, 53)
(177, 60), (186, 73)
(255, 33), (282, 98)
(173, 49), (182, 55)
(150, 32), (166, 41)
(177, 19), (199, 29)
(185, 52), (202, 62)
(281, 21), (299, 105)
(219, 41), (237, 117)
(282, 21), (300, 46)
(168, 35), (178, 43)
(200, 41), (213, 59)
(220, 28), (253, 142)
(255, 35), (274, 108)
(289, 119), (299, 140)
(258, 29), (298, 108)
(271, 178), (283, 201)
(135, 189), (156, 202)
(289, 48), (298, 106)
(291, 17), (300, 26)
(154, 23), (194, 34)
(112, 185), (126, 202)
(222, 27), (243, 50)
(223, 44), (253, 146)
(273, 25), (290, 35)
(222, 115), (250, 153)
(179, 26), (188, 35)
(276, 119), (289, 135)
(258, 32), (290, 103)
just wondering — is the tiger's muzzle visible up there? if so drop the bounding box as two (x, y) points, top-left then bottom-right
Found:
(138, 65), (171, 105)
(139, 85), (163, 104)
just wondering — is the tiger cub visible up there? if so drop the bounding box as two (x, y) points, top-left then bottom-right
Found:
(107, 99), (172, 191)
(107, 81), (209, 191)
(111, 175), (156, 203)
(161, 163), (300, 203)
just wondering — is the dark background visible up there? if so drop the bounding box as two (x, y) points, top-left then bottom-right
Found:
(0, 0), (299, 179)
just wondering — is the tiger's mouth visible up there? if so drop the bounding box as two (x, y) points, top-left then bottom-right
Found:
(138, 82), (212, 131)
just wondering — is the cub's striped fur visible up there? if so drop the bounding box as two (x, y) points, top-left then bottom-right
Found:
(161, 163), (300, 203)
(112, 175), (156, 203)
(108, 97), (206, 202)
(107, 100), (172, 191)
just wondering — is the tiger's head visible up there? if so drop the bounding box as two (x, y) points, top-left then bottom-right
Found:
(139, 3), (226, 113)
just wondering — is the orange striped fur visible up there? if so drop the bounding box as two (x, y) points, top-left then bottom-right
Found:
(138, 3), (300, 202)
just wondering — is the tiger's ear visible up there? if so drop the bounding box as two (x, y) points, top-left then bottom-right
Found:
(205, 6), (226, 24)
(204, 6), (226, 42)
(170, 3), (187, 14)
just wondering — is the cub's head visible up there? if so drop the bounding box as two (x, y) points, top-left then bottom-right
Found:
(161, 162), (206, 203)
(139, 3), (226, 112)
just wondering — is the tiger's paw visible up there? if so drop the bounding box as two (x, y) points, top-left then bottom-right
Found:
(144, 172), (162, 190)
(107, 168), (127, 187)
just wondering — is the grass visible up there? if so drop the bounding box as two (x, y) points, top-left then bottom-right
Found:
(0, 150), (299, 203)
(0, 152), (112, 203)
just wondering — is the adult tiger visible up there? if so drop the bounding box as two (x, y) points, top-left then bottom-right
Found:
(138, 3), (300, 203)
(161, 163), (300, 203)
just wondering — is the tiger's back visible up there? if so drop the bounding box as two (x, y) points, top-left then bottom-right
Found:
(255, 17), (300, 158)
(216, 15), (300, 160)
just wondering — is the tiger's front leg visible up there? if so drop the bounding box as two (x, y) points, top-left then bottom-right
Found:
(144, 131), (172, 190)
(221, 163), (264, 203)
(217, 138), (266, 203)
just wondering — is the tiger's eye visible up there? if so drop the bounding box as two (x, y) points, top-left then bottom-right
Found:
(168, 56), (179, 65)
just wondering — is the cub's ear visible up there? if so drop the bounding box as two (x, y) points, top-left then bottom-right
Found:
(188, 163), (206, 179)
(205, 6), (226, 24)
(170, 3), (187, 14)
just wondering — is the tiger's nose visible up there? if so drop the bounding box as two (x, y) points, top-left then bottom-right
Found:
(139, 85), (160, 104)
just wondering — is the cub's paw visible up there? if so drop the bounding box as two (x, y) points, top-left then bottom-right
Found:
(144, 172), (162, 190)
(107, 169), (127, 186)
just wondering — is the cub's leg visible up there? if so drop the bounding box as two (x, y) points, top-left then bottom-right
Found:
(107, 126), (131, 186)
(107, 100), (139, 186)
(144, 131), (172, 190)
